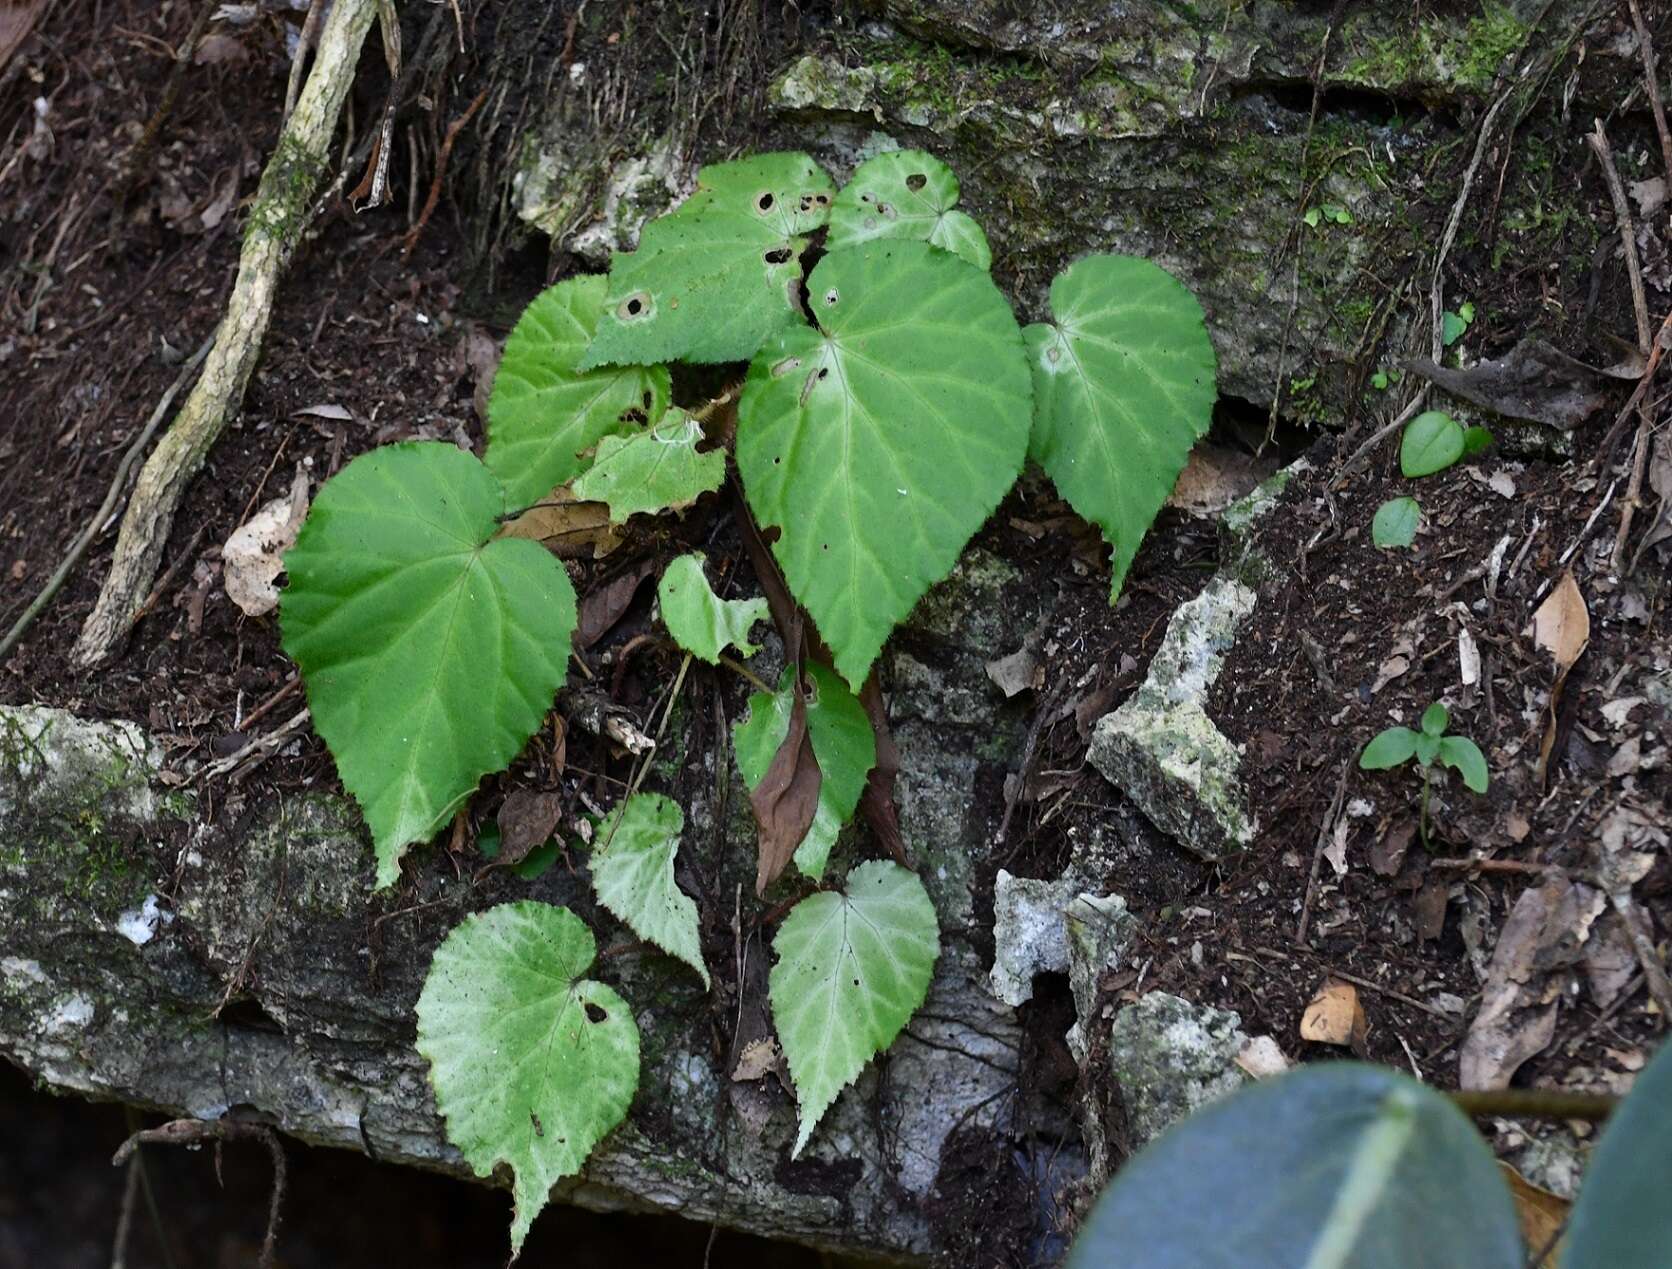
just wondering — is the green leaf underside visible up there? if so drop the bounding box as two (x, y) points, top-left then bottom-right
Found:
(589, 792), (710, 988)
(1068, 1064), (1521, 1269)
(1438, 736), (1488, 792)
(1025, 254), (1218, 605)
(570, 409), (724, 522)
(1371, 497), (1419, 548)
(770, 861), (939, 1156)
(485, 275), (672, 508)
(280, 444), (577, 887)
(1360, 727), (1419, 770)
(1401, 411), (1464, 478)
(415, 902), (639, 1257)
(737, 241), (1032, 688)
(1567, 1039), (1672, 1266)
(580, 152), (836, 368)
(827, 149), (992, 270)
(657, 553), (768, 664)
(733, 663), (875, 881)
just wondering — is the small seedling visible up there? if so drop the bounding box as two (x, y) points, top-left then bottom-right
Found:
(1441, 299), (1475, 346)
(1359, 701), (1488, 846)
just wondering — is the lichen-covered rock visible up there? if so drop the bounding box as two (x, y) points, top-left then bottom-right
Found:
(1087, 578), (1257, 858)
(1107, 992), (1250, 1148)
(1064, 893), (1139, 1065)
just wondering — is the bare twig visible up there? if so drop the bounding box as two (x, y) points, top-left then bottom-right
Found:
(111, 1119), (286, 1269)
(1586, 120), (1652, 353)
(0, 335), (214, 665)
(1323, 964), (1453, 1019)
(1607, 890), (1672, 1021)
(119, 0), (220, 195)
(399, 87), (487, 260)
(198, 708), (311, 781)
(1626, 0), (1672, 194)
(1296, 758), (1351, 945)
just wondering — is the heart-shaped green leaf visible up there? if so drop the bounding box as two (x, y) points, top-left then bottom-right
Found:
(1401, 410), (1464, 477)
(1371, 496), (1420, 548)
(828, 148), (991, 269)
(1068, 1063), (1522, 1269)
(570, 409), (724, 522)
(485, 275), (671, 508)
(770, 860), (939, 1155)
(280, 443), (576, 887)
(733, 662), (875, 882)
(580, 152), (835, 369)
(590, 792), (709, 988)
(1025, 254), (1218, 604)
(1567, 1039), (1672, 1267)
(416, 901), (639, 1257)
(737, 241), (1032, 688)
(657, 552), (768, 664)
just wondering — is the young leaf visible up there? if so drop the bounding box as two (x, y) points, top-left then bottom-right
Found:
(1421, 702), (1449, 736)
(281, 444), (577, 887)
(656, 553), (768, 664)
(1438, 735), (1489, 793)
(1371, 496), (1420, 548)
(1024, 254), (1218, 604)
(580, 152), (835, 368)
(1360, 726), (1420, 770)
(827, 148), (992, 270)
(733, 662), (876, 883)
(1401, 410), (1464, 477)
(590, 792), (709, 988)
(485, 275), (671, 508)
(415, 901), (639, 1257)
(1415, 733), (1441, 766)
(1461, 424), (1494, 457)
(770, 860), (939, 1156)
(1067, 1064), (1523, 1269)
(737, 241), (1032, 688)
(1566, 1040), (1672, 1267)
(570, 409), (724, 522)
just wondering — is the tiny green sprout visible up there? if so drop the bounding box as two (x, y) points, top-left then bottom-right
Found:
(1441, 301), (1474, 347)
(1360, 702), (1489, 847)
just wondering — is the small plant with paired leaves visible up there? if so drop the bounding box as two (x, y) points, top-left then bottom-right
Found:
(279, 148), (1217, 1256)
(1371, 408), (1494, 549)
(1359, 701), (1488, 846)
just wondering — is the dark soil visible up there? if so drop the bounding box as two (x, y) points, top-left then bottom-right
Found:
(3, 1), (1671, 1267)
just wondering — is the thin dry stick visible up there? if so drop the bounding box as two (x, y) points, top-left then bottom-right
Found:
(1626, 0), (1672, 192)
(71, 0), (380, 668)
(119, 0), (220, 196)
(0, 334), (214, 664)
(399, 87), (488, 260)
(1608, 889), (1672, 1021)
(112, 1119), (286, 1269)
(1296, 758), (1351, 945)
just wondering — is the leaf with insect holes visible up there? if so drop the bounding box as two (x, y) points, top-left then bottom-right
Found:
(1438, 736), (1489, 793)
(657, 553), (768, 664)
(827, 148), (991, 270)
(1360, 727), (1420, 771)
(733, 662), (875, 883)
(1025, 254), (1218, 604)
(1372, 496), (1420, 548)
(737, 241), (1031, 689)
(281, 444), (576, 887)
(580, 152), (836, 368)
(1401, 410), (1464, 477)
(770, 860), (939, 1156)
(486, 275), (671, 507)
(590, 792), (709, 988)
(415, 902), (638, 1257)
(570, 409), (724, 522)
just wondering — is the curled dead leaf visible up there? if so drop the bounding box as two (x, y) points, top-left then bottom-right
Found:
(750, 677), (822, 896)
(1300, 979), (1367, 1052)
(222, 468), (309, 617)
(1531, 572), (1589, 671)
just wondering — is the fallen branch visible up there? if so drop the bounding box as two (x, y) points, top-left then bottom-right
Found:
(70, 0), (379, 669)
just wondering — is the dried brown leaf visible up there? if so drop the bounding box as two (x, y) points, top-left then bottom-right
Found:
(496, 788), (565, 866)
(501, 487), (622, 560)
(751, 683), (821, 896)
(1531, 572), (1589, 671)
(1502, 1164), (1569, 1266)
(1300, 979), (1365, 1048)
(576, 557), (655, 649)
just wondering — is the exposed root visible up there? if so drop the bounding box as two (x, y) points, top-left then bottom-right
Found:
(69, 0), (379, 668)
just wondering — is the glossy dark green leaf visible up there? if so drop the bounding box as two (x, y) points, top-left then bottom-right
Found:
(1068, 1064), (1522, 1269)
(1567, 1040), (1672, 1268)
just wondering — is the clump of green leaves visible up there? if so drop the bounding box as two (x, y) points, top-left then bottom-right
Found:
(1360, 701), (1488, 845)
(283, 147), (1220, 1256)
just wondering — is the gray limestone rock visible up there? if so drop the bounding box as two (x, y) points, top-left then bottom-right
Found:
(1107, 992), (1251, 1149)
